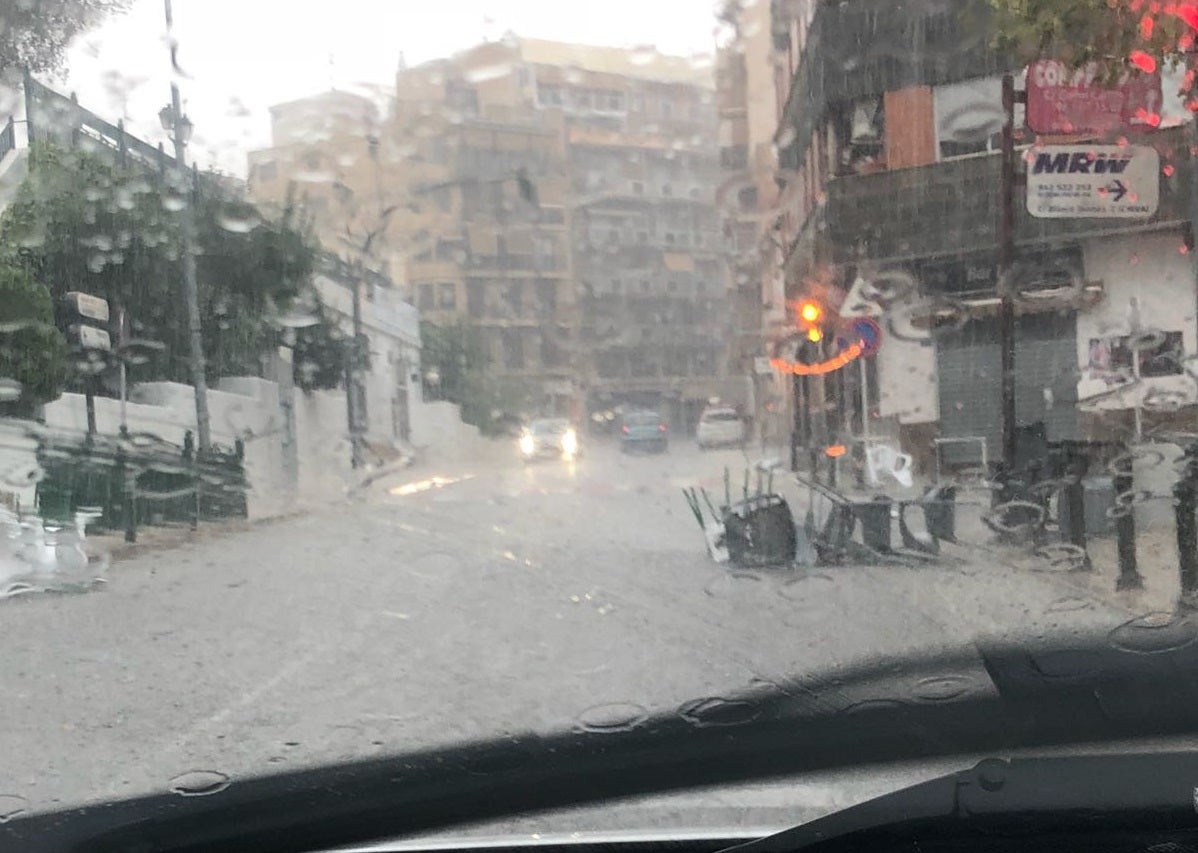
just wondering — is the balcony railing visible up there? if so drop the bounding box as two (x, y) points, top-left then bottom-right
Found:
(825, 126), (1192, 266)
(0, 118), (14, 161)
(468, 253), (562, 272)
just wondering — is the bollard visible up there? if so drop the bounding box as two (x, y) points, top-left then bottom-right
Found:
(1058, 448), (1091, 571)
(1114, 468), (1142, 590)
(1175, 470), (1198, 605)
(117, 435), (136, 544)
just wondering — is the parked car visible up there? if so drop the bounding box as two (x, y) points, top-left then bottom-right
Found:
(696, 406), (746, 450)
(518, 418), (581, 462)
(619, 410), (669, 454)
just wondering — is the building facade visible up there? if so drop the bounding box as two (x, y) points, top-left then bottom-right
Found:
(769, 0), (1198, 474)
(249, 37), (739, 431)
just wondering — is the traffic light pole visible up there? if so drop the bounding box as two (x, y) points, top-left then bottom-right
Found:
(999, 74), (1023, 472)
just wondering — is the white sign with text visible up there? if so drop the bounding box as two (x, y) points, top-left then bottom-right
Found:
(1026, 144), (1160, 219)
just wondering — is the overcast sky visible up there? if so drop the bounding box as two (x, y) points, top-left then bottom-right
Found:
(55, 0), (720, 175)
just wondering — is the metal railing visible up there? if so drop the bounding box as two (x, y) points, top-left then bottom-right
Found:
(34, 430), (247, 534)
(0, 118), (15, 162)
(23, 74), (232, 194)
(825, 125), (1191, 266)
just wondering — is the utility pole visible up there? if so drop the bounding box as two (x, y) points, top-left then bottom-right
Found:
(998, 73), (1024, 472)
(162, 0), (211, 454)
(347, 261), (367, 469)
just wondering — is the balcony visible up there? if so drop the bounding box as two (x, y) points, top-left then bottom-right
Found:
(825, 127), (1193, 267)
(468, 253), (564, 273)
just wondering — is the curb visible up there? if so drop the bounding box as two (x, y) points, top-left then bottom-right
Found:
(98, 508), (311, 564)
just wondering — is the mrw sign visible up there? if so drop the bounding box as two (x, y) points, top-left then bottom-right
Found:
(1026, 145), (1160, 219)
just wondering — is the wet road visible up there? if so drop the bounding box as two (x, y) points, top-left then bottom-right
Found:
(0, 438), (1134, 833)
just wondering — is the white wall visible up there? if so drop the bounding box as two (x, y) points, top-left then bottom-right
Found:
(877, 335), (939, 424)
(1077, 231), (1198, 412)
(313, 273), (423, 447)
(0, 422), (41, 514)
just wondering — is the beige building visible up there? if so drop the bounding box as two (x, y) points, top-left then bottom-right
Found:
(716, 0), (793, 440)
(249, 37), (737, 428)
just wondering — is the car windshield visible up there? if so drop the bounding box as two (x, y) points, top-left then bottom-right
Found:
(531, 419), (570, 435)
(2, 0), (1197, 841)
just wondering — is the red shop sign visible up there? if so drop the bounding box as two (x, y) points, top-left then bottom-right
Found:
(1026, 59), (1163, 135)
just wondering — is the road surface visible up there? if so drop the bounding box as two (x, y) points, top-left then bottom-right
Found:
(0, 438), (1136, 834)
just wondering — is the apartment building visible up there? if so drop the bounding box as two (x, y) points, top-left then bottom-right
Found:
(770, 0), (1198, 473)
(249, 37), (737, 428)
(716, 0), (790, 441)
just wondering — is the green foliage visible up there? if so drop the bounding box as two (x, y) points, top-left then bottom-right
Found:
(420, 319), (488, 406)
(0, 259), (68, 415)
(0, 0), (129, 75)
(0, 140), (346, 393)
(988, 0), (1190, 73)
(290, 298), (349, 393)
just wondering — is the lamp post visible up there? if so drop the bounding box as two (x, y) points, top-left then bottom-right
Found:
(160, 0), (211, 455)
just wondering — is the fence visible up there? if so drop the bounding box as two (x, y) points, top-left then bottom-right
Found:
(33, 429), (247, 533)
(22, 74), (234, 195)
(0, 118), (15, 162)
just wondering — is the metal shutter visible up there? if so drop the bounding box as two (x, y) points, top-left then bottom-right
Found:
(936, 313), (1078, 468)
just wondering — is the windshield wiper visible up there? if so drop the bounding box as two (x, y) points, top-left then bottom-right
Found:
(722, 751), (1198, 853)
(10, 618), (1198, 853)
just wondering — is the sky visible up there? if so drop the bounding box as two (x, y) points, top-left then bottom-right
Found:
(55, 0), (720, 176)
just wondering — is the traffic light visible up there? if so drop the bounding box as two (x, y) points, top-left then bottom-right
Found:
(795, 299), (824, 344)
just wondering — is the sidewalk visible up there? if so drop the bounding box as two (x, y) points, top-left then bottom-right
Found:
(755, 443), (1187, 616)
(87, 511), (308, 565)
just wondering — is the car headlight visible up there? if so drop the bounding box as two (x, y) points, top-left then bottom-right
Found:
(519, 434), (535, 455)
(561, 429), (578, 455)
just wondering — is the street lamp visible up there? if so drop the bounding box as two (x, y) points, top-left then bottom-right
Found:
(158, 104), (193, 142)
(159, 81), (211, 456)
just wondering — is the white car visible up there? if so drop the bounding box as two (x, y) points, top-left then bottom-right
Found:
(518, 418), (581, 462)
(696, 407), (746, 450)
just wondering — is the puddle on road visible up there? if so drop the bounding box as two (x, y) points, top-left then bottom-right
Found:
(389, 474), (475, 497)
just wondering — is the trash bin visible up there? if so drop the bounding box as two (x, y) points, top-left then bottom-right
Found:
(852, 496), (892, 553)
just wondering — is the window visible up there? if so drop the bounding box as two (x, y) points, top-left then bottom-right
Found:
(467, 281), (485, 318)
(934, 77), (1010, 160)
(502, 329), (524, 369)
(1088, 332), (1185, 379)
(538, 84), (563, 107)
(418, 284), (435, 310)
(437, 283), (457, 310)
(506, 282), (523, 317)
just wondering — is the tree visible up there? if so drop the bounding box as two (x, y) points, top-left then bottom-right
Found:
(420, 319), (487, 406)
(0, 0), (130, 76)
(0, 258), (68, 417)
(0, 140), (345, 394)
(988, 0), (1196, 80)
